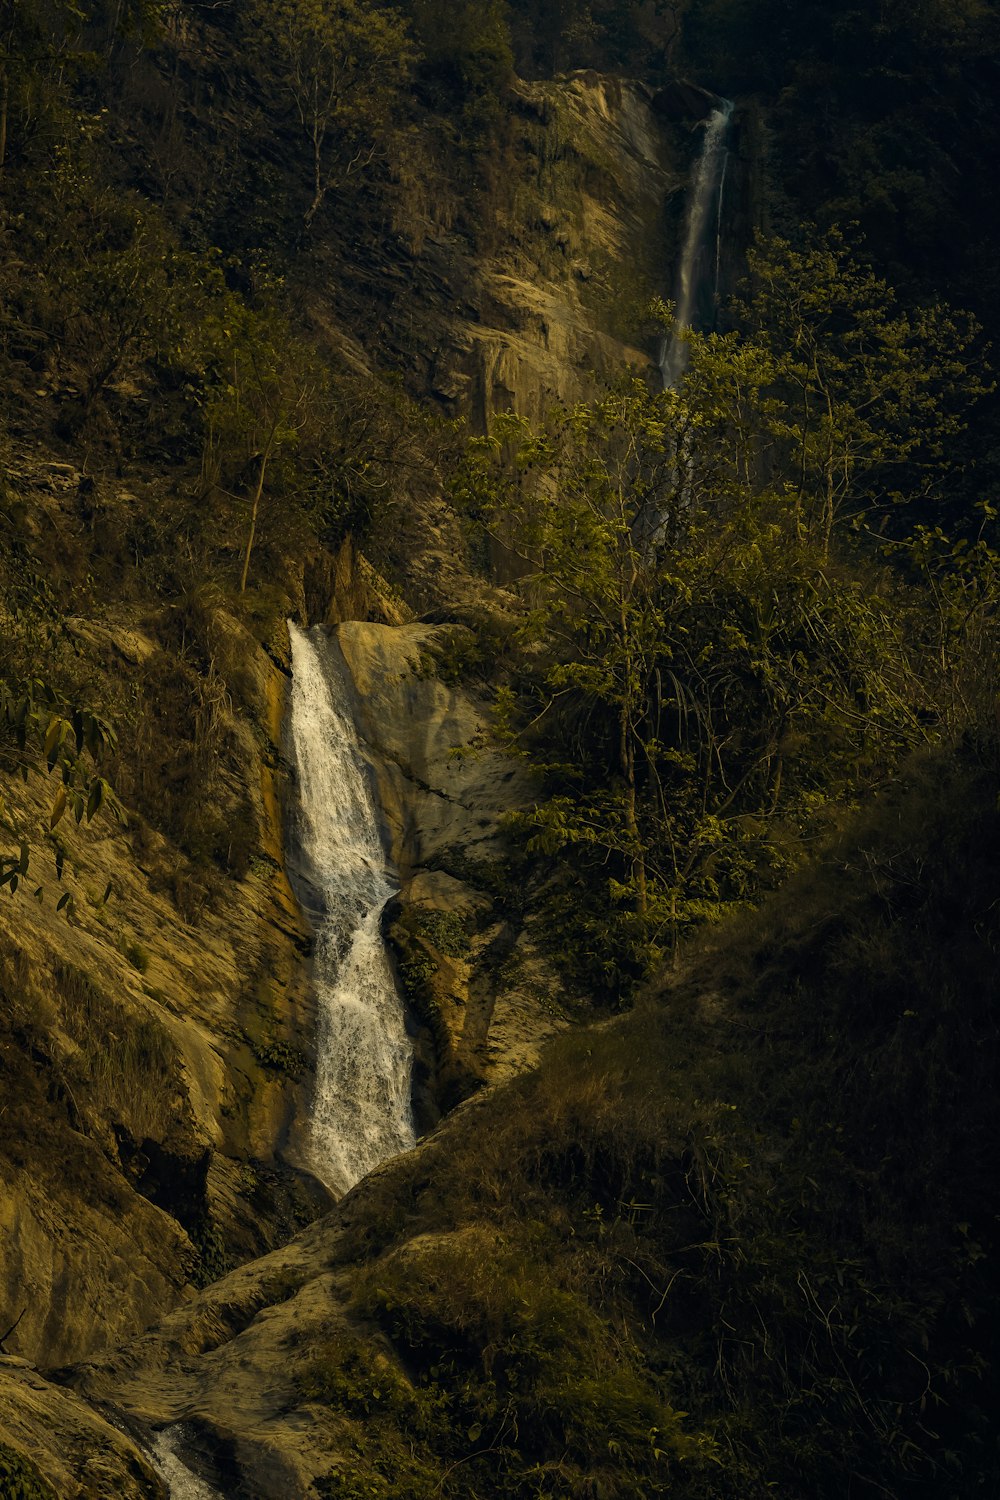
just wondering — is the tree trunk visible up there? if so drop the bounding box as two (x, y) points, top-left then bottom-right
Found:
(239, 440), (273, 594)
(0, 67), (9, 172)
(620, 704), (647, 916)
(304, 116), (325, 228)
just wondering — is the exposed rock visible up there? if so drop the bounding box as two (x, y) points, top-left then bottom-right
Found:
(332, 620), (572, 1108)
(0, 1364), (159, 1498)
(68, 1101), (507, 1497)
(0, 61), (674, 1483)
(0, 590), (324, 1370)
(652, 78), (726, 121)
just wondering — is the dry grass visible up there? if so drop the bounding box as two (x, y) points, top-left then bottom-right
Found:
(55, 959), (180, 1143)
(322, 746), (1000, 1499)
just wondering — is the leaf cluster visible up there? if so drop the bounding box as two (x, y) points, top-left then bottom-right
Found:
(459, 233), (991, 998)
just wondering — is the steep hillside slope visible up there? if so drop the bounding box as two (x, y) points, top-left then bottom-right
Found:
(64, 751), (999, 1499)
(0, 53), (678, 1394)
(0, 3), (996, 1492)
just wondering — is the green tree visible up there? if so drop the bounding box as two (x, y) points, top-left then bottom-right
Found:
(460, 233), (979, 990)
(465, 387), (676, 918)
(734, 229), (988, 553)
(197, 298), (325, 592)
(250, 0), (415, 228)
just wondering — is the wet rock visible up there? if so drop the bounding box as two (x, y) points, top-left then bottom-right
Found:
(653, 78), (725, 121)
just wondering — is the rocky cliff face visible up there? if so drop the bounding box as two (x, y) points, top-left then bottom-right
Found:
(333, 621), (573, 1117)
(0, 67), (675, 1494)
(324, 71), (674, 441)
(443, 74), (673, 425)
(0, 563), (322, 1372)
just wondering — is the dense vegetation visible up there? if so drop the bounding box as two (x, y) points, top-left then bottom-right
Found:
(0, 0), (997, 1495)
(458, 228), (995, 998)
(293, 749), (997, 1497)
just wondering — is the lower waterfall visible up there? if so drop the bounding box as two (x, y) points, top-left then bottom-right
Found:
(151, 1429), (220, 1499)
(287, 622), (416, 1196)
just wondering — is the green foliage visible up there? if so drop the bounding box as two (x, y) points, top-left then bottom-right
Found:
(121, 939), (149, 973)
(386, 909), (440, 1015)
(506, 0), (686, 76)
(0, 1444), (55, 1500)
(410, 0), (513, 137)
(733, 227), (989, 548)
(246, 1028), (308, 1077)
(458, 235), (989, 997)
(356, 1224), (712, 1495)
(248, 0), (416, 228)
(415, 619), (515, 687)
(299, 1336), (425, 1418)
(332, 756), (1000, 1497)
(904, 515), (1000, 757)
(408, 906), (469, 958)
(0, 673), (124, 892)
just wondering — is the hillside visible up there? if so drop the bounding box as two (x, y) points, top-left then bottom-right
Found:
(0, 0), (998, 1496)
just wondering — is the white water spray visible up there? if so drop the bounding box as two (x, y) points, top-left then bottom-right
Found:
(287, 623), (415, 1196)
(661, 99), (734, 388)
(151, 1429), (220, 1500)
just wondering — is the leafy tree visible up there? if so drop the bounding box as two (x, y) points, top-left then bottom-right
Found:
(733, 229), (989, 552)
(463, 388), (675, 919)
(462, 381), (922, 995)
(249, 0), (416, 228)
(904, 512), (1000, 756)
(460, 233), (983, 991)
(196, 297), (326, 591)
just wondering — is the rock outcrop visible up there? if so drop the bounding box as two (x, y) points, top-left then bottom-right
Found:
(0, 62), (675, 1489)
(652, 77), (727, 121)
(0, 1360), (156, 1499)
(331, 621), (572, 1117)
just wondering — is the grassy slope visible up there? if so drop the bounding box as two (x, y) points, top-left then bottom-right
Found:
(336, 749), (1000, 1498)
(73, 745), (998, 1499)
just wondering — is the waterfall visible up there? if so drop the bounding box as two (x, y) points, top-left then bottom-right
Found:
(152, 1430), (220, 1499)
(660, 99), (734, 388)
(287, 623), (415, 1196)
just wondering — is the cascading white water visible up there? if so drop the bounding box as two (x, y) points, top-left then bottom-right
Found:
(660, 99), (734, 388)
(287, 623), (415, 1196)
(152, 1430), (220, 1500)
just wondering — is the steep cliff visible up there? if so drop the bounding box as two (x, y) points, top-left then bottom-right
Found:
(0, 57), (675, 1422)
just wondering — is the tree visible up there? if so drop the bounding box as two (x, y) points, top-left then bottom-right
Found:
(459, 235), (979, 991)
(250, 0), (415, 228)
(197, 299), (324, 592)
(410, 0), (512, 132)
(734, 230), (989, 553)
(464, 387), (676, 919)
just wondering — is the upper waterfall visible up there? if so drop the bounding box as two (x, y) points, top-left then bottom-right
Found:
(660, 99), (734, 388)
(287, 623), (415, 1196)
